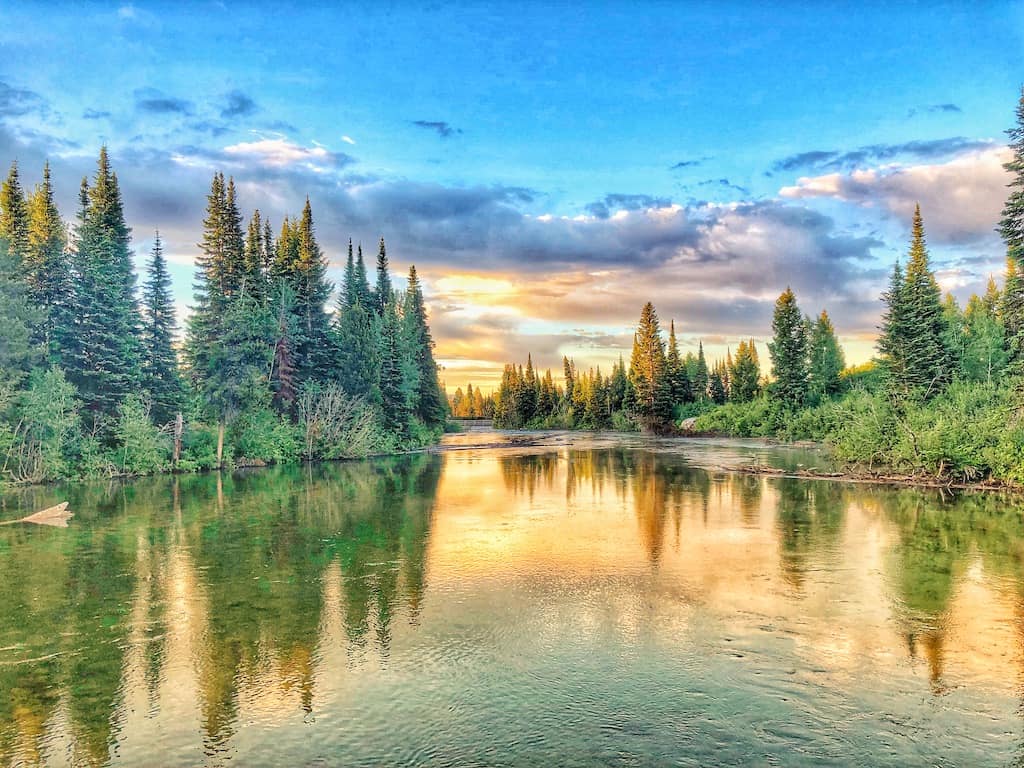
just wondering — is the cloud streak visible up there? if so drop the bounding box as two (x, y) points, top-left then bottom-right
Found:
(772, 136), (994, 174)
(411, 120), (462, 138)
(134, 88), (193, 115)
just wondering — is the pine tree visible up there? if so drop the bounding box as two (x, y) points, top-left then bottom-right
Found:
(378, 300), (413, 436)
(141, 231), (183, 424)
(999, 87), (1024, 266)
(729, 339), (760, 402)
(341, 238), (357, 310)
(25, 162), (73, 362)
(65, 148), (142, 417)
(709, 366), (727, 404)
(0, 161), (29, 268)
(243, 209), (268, 303)
(767, 287), (808, 407)
(807, 311), (844, 400)
(374, 237), (392, 314)
(290, 198), (332, 387)
(333, 298), (381, 402)
(402, 265), (447, 427)
(1003, 255), (1024, 366)
(878, 260), (910, 393)
(628, 302), (666, 420)
(354, 243), (373, 307)
(0, 238), (41, 391)
(900, 205), (952, 396)
(665, 319), (691, 404)
(691, 342), (709, 400)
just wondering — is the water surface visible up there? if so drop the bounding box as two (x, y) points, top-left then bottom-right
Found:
(1, 432), (1023, 767)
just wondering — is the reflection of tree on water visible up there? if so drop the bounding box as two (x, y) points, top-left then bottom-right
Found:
(499, 448), (713, 565)
(774, 479), (847, 590)
(0, 454), (441, 766)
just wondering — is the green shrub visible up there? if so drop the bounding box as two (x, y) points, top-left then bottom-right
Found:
(113, 396), (171, 475)
(229, 407), (301, 464)
(179, 422), (220, 472)
(3, 367), (82, 482)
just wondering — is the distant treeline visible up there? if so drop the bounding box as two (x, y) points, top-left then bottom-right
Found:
(0, 149), (447, 483)
(495, 88), (1024, 484)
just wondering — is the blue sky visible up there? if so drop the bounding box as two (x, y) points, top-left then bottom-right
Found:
(1, 1), (1022, 388)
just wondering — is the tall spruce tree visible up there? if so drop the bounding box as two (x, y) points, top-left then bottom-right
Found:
(665, 320), (691, 404)
(0, 238), (41, 391)
(767, 287), (808, 407)
(628, 302), (666, 421)
(1002, 255), (1024, 366)
(66, 148), (142, 417)
(354, 243), (373, 307)
(807, 311), (844, 400)
(0, 161), (29, 268)
(290, 198), (332, 387)
(374, 237), (392, 314)
(402, 265), (447, 427)
(900, 205), (952, 396)
(25, 162), (73, 362)
(729, 339), (760, 402)
(999, 86), (1024, 266)
(378, 299), (413, 436)
(141, 232), (183, 424)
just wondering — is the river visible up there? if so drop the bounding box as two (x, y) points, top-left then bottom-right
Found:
(1, 431), (1021, 766)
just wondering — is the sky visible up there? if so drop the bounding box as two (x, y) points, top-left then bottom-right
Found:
(1, 1), (1022, 392)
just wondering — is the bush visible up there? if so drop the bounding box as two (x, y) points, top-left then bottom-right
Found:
(229, 407), (301, 465)
(3, 367), (82, 482)
(178, 422), (220, 472)
(113, 396), (171, 475)
(298, 384), (388, 459)
(693, 397), (784, 437)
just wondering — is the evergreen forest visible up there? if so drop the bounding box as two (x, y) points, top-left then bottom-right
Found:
(0, 151), (447, 483)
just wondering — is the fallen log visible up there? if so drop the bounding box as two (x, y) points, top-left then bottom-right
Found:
(0, 502), (73, 528)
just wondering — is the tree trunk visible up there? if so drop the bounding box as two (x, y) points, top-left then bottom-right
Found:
(216, 419), (225, 467)
(173, 412), (183, 467)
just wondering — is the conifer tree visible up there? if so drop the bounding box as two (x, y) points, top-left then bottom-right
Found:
(378, 300), (413, 436)
(341, 238), (357, 310)
(402, 265), (448, 427)
(243, 209), (268, 302)
(25, 162), (73, 362)
(141, 232), (184, 424)
(665, 319), (691, 404)
(333, 297), (380, 403)
(999, 87), (1024, 266)
(355, 243), (373, 307)
(709, 366), (727, 404)
(900, 205), (952, 396)
(767, 287), (808, 407)
(0, 161), (29, 267)
(0, 239), (40, 391)
(290, 198), (332, 387)
(729, 340), (760, 402)
(65, 148), (142, 417)
(878, 260), (910, 392)
(691, 342), (709, 400)
(807, 311), (844, 400)
(628, 302), (666, 420)
(1003, 255), (1024, 366)
(374, 237), (392, 314)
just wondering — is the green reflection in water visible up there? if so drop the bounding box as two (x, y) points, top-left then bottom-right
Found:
(2, 439), (1024, 766)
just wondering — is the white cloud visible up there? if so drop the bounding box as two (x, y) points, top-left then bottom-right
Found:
(341, 135), (356, 145)
(780, 147), (1010, 244)
(222, 138), (347, 170)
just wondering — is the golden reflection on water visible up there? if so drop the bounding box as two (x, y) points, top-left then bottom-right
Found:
(1, 442), (1024, 766)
